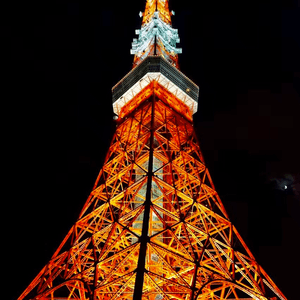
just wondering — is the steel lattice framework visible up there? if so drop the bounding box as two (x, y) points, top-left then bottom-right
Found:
(18, 1), (287, 300)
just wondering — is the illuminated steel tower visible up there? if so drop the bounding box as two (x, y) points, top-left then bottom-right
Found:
(19, 1), (287, 300)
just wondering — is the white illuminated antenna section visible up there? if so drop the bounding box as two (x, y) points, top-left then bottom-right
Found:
(131, 2), (181, 68)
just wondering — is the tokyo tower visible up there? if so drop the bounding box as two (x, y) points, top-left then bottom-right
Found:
(18, 1), (287, 299)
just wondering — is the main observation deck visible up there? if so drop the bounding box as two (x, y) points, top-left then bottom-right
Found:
(112, 56), (199, 115)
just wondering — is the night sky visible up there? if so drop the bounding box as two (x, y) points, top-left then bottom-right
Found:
(4, 0), (300, 299)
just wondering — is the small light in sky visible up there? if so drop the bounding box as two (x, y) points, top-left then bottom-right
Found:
(284, 185), (287, 189)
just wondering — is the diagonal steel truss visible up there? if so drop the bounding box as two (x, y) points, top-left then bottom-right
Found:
(18, 82), (287, 300)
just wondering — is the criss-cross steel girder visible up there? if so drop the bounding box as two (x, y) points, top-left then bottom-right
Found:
(18, 0), (287, 299)
(18, 82), (286, 300)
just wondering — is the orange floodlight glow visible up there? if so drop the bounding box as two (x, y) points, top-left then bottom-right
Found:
(18, 1), (287, 299)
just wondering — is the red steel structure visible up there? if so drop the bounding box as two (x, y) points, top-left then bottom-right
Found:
(18, 1), (287, 300)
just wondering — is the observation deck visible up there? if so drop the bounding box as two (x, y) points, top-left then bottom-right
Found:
(112, 56), (199, 115)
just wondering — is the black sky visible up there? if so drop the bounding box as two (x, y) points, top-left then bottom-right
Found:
(3, 0), (300, 299)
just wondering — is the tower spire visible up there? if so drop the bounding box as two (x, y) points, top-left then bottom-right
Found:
(131, 0), (182, 69)
(142, 0), (172, 25)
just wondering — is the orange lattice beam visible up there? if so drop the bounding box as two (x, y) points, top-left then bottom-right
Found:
(142, 0), (172, 25)
(18, 86), (287, 300)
